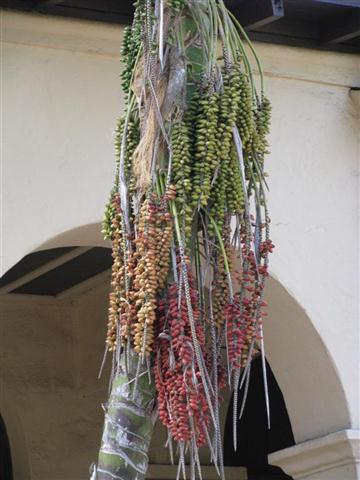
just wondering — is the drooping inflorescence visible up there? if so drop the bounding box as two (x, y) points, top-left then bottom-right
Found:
(100, 0), (274, 477)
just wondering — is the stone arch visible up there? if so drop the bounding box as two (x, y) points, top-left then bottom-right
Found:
(3, 227), (351, 468)
(2, 222), (110, 278)
(262, 276), (350, 443)
(34, 222), (109, 253)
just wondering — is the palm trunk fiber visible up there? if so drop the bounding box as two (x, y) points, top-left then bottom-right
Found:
(93, 353), (156, 480)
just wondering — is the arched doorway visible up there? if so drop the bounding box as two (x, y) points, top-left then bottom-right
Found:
(1, 232), (352, 479)
(224, 355), (295, 479)
(0, 415), (13, 480)
(0, 239), (112, 479)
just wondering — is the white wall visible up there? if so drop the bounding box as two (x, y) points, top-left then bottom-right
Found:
(264, 60), (360, 437)
(2, 6), (359, 466)
(2, 11), (122, 271)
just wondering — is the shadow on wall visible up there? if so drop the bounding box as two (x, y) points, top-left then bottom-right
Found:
(0, 414), (14, 480)
(0, 390), (30, 480)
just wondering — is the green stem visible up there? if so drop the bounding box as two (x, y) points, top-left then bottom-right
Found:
(170, 201), (183, 247)
(218, 2), (255, 94)
(202, 209), (234, 300)
(226, 9), (265, 94)
(94, 352), (156, 480)
(194, 234), (205, 310)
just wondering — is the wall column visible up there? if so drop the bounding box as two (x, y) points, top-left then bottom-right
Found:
(269, 429), (360, 479)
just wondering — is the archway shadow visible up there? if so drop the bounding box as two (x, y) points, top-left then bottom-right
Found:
(224, 355), (295, 478)
(0, 414), (13, 480)
(0, 387), (31, 480)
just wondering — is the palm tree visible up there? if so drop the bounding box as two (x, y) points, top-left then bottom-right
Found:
(92, 1), (272, 479)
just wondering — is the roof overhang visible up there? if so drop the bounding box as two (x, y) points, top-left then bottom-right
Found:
(1, 0), (359, 53)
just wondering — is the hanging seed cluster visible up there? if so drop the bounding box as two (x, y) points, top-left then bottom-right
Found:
(105, 193), (136, 350)
(209, 69), (245, 230)
(192, 92), (219, 209)
(106, 194), (122, 350)
(120, 1), (144, 94)
(101, 115), (139, 240)
(154, 277), (211, 446)
(237, 72), (255, 149)
(132, 193), (174, 355)
(102, 118), (123, 241)
(253, 96), (272, 166)
(212, 222), (233, 329)
(226, 220), (274, 370)
(168, 0), (186, 12)
(171, 121), (193, 238)
(104, 190), (174, 354)
(100, 0), (274, 477)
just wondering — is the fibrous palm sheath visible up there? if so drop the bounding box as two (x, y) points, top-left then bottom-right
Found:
(93, 1), (273, 479)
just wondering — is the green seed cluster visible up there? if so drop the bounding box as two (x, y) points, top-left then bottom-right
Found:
(225, 70), (245, 215)
(186, 90), (200, 146)
(168, 0), (186, 12)
(102, 195), (117, 241)
(171, 121), (193, 239)
(191, 92), (219, 209)
(257, 96), (271, 140)
(102, 194), (117, 241)
(102, 115), (139, 240)
(236, 72), (255, 150)
(243, 95), (272, 188)
(227, 144), (245, 214)
(125, 117), (140, 203)
(209, 69), (245, 230)
(120, 2), (144, 95)
(102, 117), (124, 240)
(212, 223), (232, 328)
(252, 95), (271, 166)
(120, 26), (133, 93)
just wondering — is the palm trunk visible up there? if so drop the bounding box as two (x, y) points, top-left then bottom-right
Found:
(92, 352), (156, 480)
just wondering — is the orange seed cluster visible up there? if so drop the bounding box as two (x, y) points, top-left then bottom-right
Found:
(131, 189), (174, 355)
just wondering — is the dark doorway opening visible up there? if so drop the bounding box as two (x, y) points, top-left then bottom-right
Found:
(0, 415), (13, 480)
(224, 355), (295, 479)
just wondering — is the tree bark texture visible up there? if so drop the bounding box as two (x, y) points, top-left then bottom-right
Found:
(93, 354), (156, 480)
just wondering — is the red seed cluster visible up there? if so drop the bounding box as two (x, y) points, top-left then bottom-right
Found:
(226, 223), (274, 369)
(154, 275), (213, 447)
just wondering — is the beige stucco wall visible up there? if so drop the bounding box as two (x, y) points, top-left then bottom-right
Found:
(0, 284), (110, 479)
(1, 8), (359, 480)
